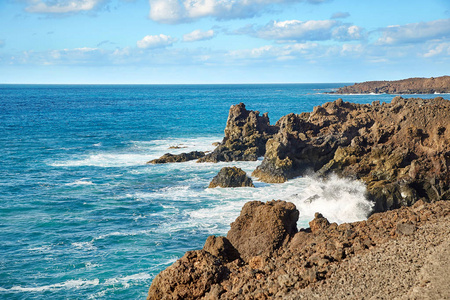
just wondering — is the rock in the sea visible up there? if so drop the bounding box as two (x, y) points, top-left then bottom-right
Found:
(253, 96), (450, 211)
(198, 103), (278, 162)
(227, 200), (298, 260)
(148, 151), (205, 164)
(208, 167), (254, 188)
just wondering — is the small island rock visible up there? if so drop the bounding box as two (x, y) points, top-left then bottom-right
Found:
(208, 167), (255, 188)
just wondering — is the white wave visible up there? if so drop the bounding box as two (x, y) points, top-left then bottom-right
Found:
(65, 179), (95, 186)
(288, 175), (373, 226)
(93, 229), (154, 241)
(0, 279), (99, 293)
(132, 136), (220, 154)
(72, 241), (97, 251)
(104, 273), (151, 289)
(50, 153), (151, 167)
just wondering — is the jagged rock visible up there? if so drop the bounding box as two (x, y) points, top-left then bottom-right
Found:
(208, 167), (254, 188)
(203, 236), (241, 263)
(148, 200), (450, 300)
(226, 200), (298, 261)
(148, 151), (205, 164)
(331, 76), (450, 94)
(198, 103), (278, 162)
(253, 97), (450, 211)
(147, 250), (228, 300)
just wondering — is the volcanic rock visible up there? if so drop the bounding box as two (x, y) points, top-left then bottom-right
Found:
(148, 151), (205, 164)
(331, 76), (450, 94)
(208, 167), (254, 188)
(147, 200), (450, 299)
(198, 103), (278, 162)
(226, 200), (298, 261)
(253, 97), (450, 211)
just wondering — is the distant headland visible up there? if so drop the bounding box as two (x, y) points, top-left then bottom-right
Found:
(330, 75), (450, 94)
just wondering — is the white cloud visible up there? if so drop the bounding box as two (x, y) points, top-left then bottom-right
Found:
(331, 12), (350, 19)
(136, 34), (177, 49)
(148, 0), (329, 24)
(423, 42), (450, 58)
(183, 29), (215, 42)
(252, 20), (338, 41)
(25, 0), (105, 13)
(377, 18), (450, 45)
(240, 19), (364, 42)
(228, 42), (319, 61)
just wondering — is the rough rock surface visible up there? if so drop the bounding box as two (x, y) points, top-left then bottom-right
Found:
(198, 103), (278, 162)
(332, 76), (450, 94)
(226, 200), (298, 260)
(147, 200), (450, 300)
(148, 151), (205, 164)
(253, 96), (450, 211)
(208, 167), (255, 188)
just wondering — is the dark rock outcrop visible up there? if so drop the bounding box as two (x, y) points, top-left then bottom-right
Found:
(208, 167), (255, 188)
(148, 151), (205, 164)
(253, 97), (450, 211)
(331, 76), (450, 94)
(147, 200), (450, 299)
(198, 103), (278, 162)
(226, 200), (298, 261)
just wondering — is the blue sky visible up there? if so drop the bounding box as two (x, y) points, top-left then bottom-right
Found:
(0, 0), (449, 83)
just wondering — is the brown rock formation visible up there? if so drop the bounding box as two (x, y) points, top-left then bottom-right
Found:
(226, 200), (298, 260)
(198, 103), (278, 162)
(253, 96), (450, 212)
(332, 76), (450, 94)
(147, 200), (450, 299)
(208, 167), (255, 188)
(148, 151), (205, 164)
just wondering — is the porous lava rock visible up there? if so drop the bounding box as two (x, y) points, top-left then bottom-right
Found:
(148, 151), (205, 164)
(226, 200), (299, 261)
(198, 103), (278, 162)
(208, 167), (255, 188)
(331, 75), (450, 94)
(253, 96), (450, 212)
(147, 200), (450, 299)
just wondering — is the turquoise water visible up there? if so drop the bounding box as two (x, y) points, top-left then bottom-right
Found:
(0, 84), (437, 299)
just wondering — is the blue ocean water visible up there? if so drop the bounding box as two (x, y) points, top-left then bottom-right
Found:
(0, 84), (439, 299)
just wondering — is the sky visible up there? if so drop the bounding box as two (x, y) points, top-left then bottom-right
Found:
(0, 0), (449, 84)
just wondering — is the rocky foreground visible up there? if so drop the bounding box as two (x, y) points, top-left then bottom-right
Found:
(147, 96), (450, 299)
(148, 200), (449, 299)
(331, 76), (450, 94)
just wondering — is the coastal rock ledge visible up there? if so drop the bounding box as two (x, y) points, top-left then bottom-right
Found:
(147, 200), (450, 299)
(208, 167), (255, 188)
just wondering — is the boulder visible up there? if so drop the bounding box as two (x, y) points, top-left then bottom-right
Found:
(148, 151), (205, 164)
(203, 236), (241, 263)
(198, 103), (278, 162)
(208, 167), (255, 188)
(147, 250), (228, 300)
(226, 200), (299, 261)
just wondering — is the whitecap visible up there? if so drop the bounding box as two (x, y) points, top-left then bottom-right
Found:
(0, 279), (99, 293)
(65, 179), (95, 186)
(104, 272), (151, 289)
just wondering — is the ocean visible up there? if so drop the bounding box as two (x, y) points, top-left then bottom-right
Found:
(0, 84), (436, 299)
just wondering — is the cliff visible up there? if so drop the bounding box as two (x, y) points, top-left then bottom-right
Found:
(331, 76), (450, 94)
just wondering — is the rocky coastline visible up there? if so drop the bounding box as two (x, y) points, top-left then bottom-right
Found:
(330, 76), (450, 94)
(147, 96), (450, 299)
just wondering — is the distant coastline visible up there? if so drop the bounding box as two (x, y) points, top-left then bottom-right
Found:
(329, 75), (450, 94)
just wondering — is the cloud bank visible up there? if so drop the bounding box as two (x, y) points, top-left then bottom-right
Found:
(183, 29), (215, 42)
(25, 0), (105, 14)
(148, 0), (329, 23)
